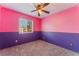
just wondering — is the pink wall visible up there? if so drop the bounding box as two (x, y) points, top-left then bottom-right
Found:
(42, 6), (79, 33)
(0, 6), (1, 19)
(0, 6), (41, 32)
(1, 5), (79, 33)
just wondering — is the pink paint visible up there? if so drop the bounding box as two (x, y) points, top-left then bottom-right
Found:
(0, 6), (41, 32)
(0, 5), (79, 33)
(0, 6), (2, 30)
(42, 6), (79, 33)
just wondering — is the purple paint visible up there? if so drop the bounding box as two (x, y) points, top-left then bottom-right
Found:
(0, 32), (41, 48)
(42, 32), (79, 52)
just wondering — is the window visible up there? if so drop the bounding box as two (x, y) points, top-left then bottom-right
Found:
(19, 18), (33, 33)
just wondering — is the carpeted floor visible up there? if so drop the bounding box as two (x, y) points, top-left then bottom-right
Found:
(0, 40), (79, 56)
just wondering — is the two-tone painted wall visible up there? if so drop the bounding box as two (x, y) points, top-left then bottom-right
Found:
(42, 6), (79, 52)
(0, 5), (79, 53)
(0, 6), (41, 48)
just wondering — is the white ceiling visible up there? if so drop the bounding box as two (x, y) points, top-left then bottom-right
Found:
(0, 3), (78, 18)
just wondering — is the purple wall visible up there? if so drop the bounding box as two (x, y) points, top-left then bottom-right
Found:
(42, 6), (79, 52)
(0, 32), (41, 48)
(0, 6), (41, 49)
(0, 5), (79, 53)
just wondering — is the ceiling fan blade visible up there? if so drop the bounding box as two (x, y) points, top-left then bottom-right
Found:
(38, 11), (40, 16)
(31, 10), (37, 12)
(43, 3), (50, 7)
(42, 10), (50, 14)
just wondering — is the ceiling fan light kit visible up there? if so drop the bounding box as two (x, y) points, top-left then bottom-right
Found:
(31, 3), (50, 16)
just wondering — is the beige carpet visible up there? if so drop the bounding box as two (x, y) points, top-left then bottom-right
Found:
(0, 40), (79, 56)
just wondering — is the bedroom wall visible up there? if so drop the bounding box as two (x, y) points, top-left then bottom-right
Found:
(0, 6), (41, 48)
(0, 5), (79, 53)
(42, 6), (79, 52)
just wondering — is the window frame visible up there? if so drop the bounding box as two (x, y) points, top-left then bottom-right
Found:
(19, 17), (34, 34)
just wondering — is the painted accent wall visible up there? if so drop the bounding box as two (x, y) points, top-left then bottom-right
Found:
(42, 6), (79, 52)
(0, 6), (2, 29)
(0, 5), (79, 53)
(0, 6), (41, 48)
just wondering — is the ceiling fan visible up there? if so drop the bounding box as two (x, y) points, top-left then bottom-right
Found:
(31, 3), (50, 16)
